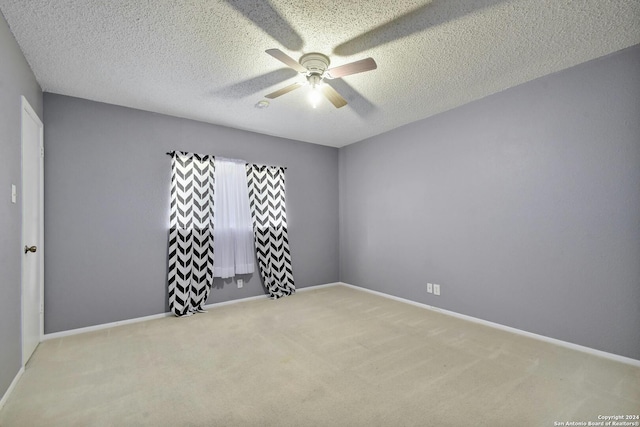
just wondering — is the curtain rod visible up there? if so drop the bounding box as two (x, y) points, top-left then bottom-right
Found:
(165, 152), (286, 170)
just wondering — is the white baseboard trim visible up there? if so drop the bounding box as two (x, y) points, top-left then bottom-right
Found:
(296, 282), (343, 292)
(337, 282), (640, 368)
(203, 293), (269, 309)
(42, 282), (338, 341)
(42, 311), (174, 340)
(0, 366), (24, 411)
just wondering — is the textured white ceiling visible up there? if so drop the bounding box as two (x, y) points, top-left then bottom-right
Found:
(1, 0), (639, 147)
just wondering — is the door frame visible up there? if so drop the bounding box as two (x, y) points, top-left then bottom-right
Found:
(21, 95), (44, 365)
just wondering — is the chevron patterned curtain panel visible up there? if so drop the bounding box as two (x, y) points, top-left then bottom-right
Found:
(167, 152), (216, 316)
(246, 165), (295, 298)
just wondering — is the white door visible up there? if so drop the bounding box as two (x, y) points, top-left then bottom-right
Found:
(21, 96), (44, 365)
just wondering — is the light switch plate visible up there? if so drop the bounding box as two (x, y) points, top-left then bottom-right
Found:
(11, 184), (16, 204)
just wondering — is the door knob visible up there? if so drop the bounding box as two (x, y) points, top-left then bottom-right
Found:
(24, 245), (37, 254)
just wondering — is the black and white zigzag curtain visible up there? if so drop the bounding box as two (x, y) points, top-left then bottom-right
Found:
(246, 165), (295, 298)
(167, 152), (215, 316)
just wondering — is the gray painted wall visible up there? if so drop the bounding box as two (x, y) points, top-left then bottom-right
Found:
(43, 94), (339, 333)
(0, 12), (43, 399)
(339, 45), (640, 360)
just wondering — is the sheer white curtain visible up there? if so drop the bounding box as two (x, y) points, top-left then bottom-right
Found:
(213, 158), (255, 278)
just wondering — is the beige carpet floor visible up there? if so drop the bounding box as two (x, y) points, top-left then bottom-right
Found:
(1, 285), (638, 426)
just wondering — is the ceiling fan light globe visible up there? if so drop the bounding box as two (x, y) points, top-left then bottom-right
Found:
(309, 87), (322, 108)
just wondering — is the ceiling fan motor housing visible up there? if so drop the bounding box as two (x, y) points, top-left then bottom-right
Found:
(299, 53), (330, 75)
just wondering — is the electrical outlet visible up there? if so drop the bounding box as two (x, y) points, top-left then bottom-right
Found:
(237, 279), (243, 289)
(427, 283), (433, 293)
(433, 284), (441, 296)
(11, 184), (16, 204)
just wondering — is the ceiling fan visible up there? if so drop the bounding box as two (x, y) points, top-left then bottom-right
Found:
(264, 48), (377, 109)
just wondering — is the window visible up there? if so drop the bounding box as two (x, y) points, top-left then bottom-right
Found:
(212, 158), (255, 278)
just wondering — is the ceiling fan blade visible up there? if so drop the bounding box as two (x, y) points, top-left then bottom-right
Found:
(265, 82), (303, 99)
(326, 58), (377, 79)
(265, 49), (307, 73)
(321, 84), (348, 108)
